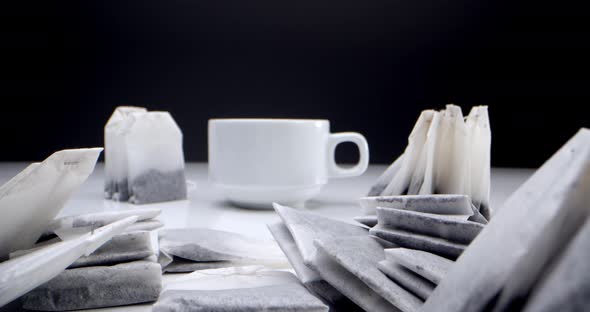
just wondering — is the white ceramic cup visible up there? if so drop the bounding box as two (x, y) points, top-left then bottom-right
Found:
(208, 119), (369, 208)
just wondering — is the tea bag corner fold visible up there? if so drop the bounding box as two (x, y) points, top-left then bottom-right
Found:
(422, 128), (590, 312)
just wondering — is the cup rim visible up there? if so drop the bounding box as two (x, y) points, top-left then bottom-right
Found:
(209, 118), (328, 124)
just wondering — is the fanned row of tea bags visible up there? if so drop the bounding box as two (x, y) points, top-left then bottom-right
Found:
(367, 105), (492, 219)
(104, 106), (187, 205)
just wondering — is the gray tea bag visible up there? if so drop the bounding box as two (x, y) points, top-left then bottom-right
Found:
(360, 194), (474, 216)
(273, 203), (368, 266)
(0, 148), (103, 260)
(370, 225), (466, 260)
(22, 260), (162, 311)
(161, 258), (241, 273)
(104, 106), (147, 201)
(367, 154), (404, 196)
(522, 218), (590, 312)
(0, 216), (137, 307)
(44, 208), (161, 239)
(353, 215), (378, 228)
(377, 260), (434, 300)
(384, 248), (453, 284)
(124, 219), (164, 232)
(313, 236), (422, 312)
(267, 222), (355, 310)
(125, 111), (187, 204)
(159, 228), (288, 269)
(153, 266), (328, 312)
(376, 207), (484, 244)
(422, 128), (590, 312)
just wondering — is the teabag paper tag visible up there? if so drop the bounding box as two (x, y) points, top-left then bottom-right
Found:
(0, 216), (137, 307)
(381, 110), (435, 197)
(159, 228), (288, 269)
(466, 106), (492, 218)
(125, 111), (187, 204)
(22, 260), (162, 311)
(153, 266), (329, 312)
(104, 106), (147, 201)
(0, 148), (103, 259)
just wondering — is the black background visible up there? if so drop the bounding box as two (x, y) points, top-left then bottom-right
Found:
(1, 0), (588, 167)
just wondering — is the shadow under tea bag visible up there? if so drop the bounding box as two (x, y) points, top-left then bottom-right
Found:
(153, 266), (329, 312)
(0, 148), (103, 259)
(104, 106), (147, 201)
(125, 111), (187, 204)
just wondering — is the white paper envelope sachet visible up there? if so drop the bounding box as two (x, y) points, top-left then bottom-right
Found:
(124, 111), (187, 205)
(153, 266), (329, 312)
(465, 106), (492, 219)
(0, 148), (103, 259)
(104, 106), (147, 201)
(158, 228), (289, 271)
(0, 216), (137, 307)
(422, 128), (590, 312)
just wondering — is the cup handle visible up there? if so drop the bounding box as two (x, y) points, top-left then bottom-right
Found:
(327, 132), (369, 178)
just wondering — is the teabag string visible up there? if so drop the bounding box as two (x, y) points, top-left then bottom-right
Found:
(0, 216), (137, 307)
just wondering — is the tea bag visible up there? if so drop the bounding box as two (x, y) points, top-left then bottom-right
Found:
(384, 248), (453, 284)
(377, 260), (434, 300)
(465, 106), (492, 219)
(22, 260), (162, 311)
(104, 106), (147, 201)
(370, 225), (465, 260)
(312, 235), (422, 312)
(125, 111), (187, 204)
(376, 207), (484, 244)
(273, 203), (368, 266)
(360, 194), (472, 216)
(380, 110), (435, 197)
(422, 128), (590, 312)
(267, 222), (355, 309)
(153, 266), (329, 312)
(367, 154), (404, 196)
(0, 216), (137, 307)
(522, 217), (590, 312)
(353, 215), (378, 227)
(44, 208), (161, 239)
(159, 228), (288, 271)
(0, 148), (103, 259)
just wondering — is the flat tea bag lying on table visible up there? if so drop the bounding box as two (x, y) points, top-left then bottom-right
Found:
(0, 216), (137, 307)
(158, 228), (288, 272)
(22, 260), (162, 311)
(125, 111), (187, 204)
(153, 266), (329, 312)
(0, 148), (103, 259)
(104, 106), (147, 201)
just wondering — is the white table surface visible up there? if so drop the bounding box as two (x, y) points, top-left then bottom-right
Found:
(0, 162), (534, 240)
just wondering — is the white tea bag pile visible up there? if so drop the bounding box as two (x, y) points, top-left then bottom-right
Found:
(0, 148), (103, 260)
(158, 228), (290, 273)
(13, 210), (163, 311)
(422, 128), (590, 312)
(360, 195), (486, 260)
(0, 217), (137, 308)
(104, 106), (187, 205)
(367, 105), (492, 219)
(153, 266), (329, 312)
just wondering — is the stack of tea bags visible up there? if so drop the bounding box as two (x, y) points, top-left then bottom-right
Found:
(14, 210), (164, 311)
(104, 106), (187, 205)
(158, 228), (289, 273)
(422, 128), (590, 312)
(367, 105), (492, 219)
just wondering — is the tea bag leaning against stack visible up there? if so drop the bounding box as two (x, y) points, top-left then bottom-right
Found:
(158, 228), (289, 273)
(104, 106), (147, 201)
(365, 105), (491, 219)
(153, 266), (329, 312)
(103, 107), (187, 205)
(0, 148), (103, 260)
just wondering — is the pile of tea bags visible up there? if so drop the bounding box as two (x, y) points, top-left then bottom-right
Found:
(12, 210), (164, 311)
(0, 148), (103, 260)
(367, 105), (492, 219)
(104, 106), (187, 204)
(421, 128), (590, 312)
(158, 228), (289, 273)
